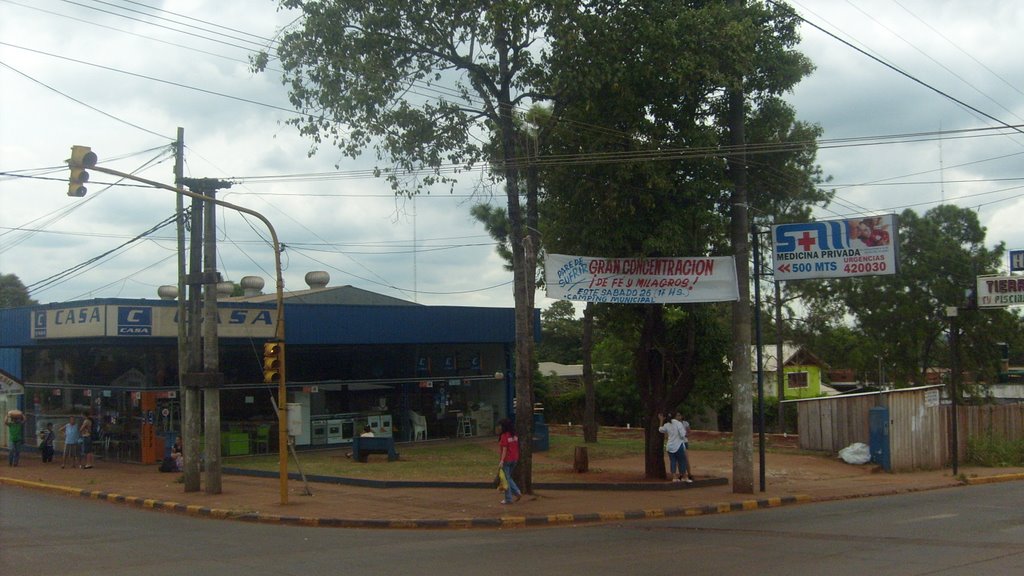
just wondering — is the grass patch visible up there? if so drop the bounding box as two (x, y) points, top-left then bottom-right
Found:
(966, 433), (1024, 467)
(228, 441), (500, 482)
(223, 428), (821, 482)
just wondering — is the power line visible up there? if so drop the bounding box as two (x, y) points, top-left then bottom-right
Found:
(221, 123), (1024, 184)
(0, 0), (285, 73)
(284, 242), (513, 297)
(0, 149), (173, 256)
(0, 41), (300, 115)
(0, 60), (170, 139)
(26, 211), (180, 294)
(58, 0), (271, 53)
(847, 1), (1024, 129)
(780, 0), (1024, 136)
(111, 0), (277, 45)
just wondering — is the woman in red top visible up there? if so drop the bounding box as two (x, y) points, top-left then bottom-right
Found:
(497, 418), (522, 504)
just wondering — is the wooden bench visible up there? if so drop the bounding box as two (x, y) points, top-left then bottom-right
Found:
(351, 436), (399, 462)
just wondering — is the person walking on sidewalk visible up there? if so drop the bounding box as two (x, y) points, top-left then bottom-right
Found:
(61, 415), (80, 469)
(5, 410), (25, 467)
(497, 418), (522, 504)
(80, 411), (94, 469)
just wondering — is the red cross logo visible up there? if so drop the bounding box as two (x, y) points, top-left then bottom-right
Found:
(797, 231), (816, 251)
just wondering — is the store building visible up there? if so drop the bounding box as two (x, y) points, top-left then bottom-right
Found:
(0, 273), (532, 463)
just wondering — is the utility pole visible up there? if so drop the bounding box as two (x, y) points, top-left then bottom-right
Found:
(69, 149), (288, 503)
(181, 177), (232, 495)
(947, 306), (960, 476)
(174, 129), (201, 492)
(774, 281), (785, 432)
(727, 0), (754, 494)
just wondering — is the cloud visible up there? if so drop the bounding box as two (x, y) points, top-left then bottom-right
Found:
(2, 0), (1022, 313)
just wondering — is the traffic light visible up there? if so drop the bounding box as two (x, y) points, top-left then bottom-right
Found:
(263, 341), (285, 384)
(66, 145), (97, 197)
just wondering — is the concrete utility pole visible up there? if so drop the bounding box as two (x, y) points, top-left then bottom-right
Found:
(174, 129), (201, 493)
(727, 0), (754, 495)
(181, 177), (232, 495)
(76, 155), (288, 502)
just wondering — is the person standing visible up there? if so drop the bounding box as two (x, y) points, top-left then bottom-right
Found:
(658, 412), (689, 482)
(5, 410), (25, 467)
(61, 414), (80, 469)
(39, 422), (56, 463)
(497, 418), (522, 504)
(80, 411), (94, 469)
(171, 436), (184, 472)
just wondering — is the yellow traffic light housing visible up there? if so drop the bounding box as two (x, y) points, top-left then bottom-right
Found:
(66, 145), (98, 197)
(263, 341), (285, 384)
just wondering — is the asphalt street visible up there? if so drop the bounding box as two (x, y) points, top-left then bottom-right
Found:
(3, 481), (1023, 575)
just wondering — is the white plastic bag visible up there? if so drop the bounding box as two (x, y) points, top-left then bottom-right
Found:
(838, 442), (871, 465)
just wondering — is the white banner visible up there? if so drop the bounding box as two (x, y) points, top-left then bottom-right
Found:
(772, 214), (899, 281)
(545, 254), (739, 304)
(977, 275), (1024, 308)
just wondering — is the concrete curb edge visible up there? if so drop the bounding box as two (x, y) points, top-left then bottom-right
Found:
(1, 475), (809, 529)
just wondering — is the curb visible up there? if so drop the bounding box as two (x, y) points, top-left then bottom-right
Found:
(0, 475), (809, 529)
(8, 473), (1022, 529)
(962, 472), (1024, 485)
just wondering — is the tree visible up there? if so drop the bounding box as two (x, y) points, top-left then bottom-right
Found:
(536, 0), (816, 480)
(259, 0), (572, 492)
(536, 301), (582, 364)
(0, 273), (36, 308)
(797, 205), (1010, 387)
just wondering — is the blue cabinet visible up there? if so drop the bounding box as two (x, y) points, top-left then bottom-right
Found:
(869, 406), (891, 472)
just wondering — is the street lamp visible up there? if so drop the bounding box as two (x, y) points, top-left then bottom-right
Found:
(68, 149), (291, 504)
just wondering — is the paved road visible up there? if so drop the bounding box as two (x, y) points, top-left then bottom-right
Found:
(3, 482), (1023, 575)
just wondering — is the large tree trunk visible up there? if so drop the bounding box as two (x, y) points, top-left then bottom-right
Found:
(582, 302), (597, 443)
(636, 305), (668, 479)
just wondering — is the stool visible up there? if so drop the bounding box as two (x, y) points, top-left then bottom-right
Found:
(457, 416), (473, 438)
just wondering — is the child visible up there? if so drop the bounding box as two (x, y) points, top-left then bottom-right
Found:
(39, 422), (56, 463)
(172, 436), (184, 472)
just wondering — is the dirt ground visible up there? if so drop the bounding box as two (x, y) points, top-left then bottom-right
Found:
(4, 442), (1022, 527)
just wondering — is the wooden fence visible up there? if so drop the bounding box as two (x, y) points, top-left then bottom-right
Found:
(943, 404), (1024, 462)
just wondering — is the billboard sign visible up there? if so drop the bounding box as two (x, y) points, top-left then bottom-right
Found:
(545, 253), (739, 304)
(772, 214), (899, 281)
(977, 275), (1024, 308)
(31, 305), (276, 339)
(1010, 250), (1024, 272)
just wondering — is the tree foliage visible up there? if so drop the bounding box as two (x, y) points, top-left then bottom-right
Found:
(261, 0), (828, 483)
(536, 300), (582, 364)
(260, 0), (573, 491)
(794, 205), (1018, 389)
(536, 0), (821, 478)
(0, 273), (36, 308)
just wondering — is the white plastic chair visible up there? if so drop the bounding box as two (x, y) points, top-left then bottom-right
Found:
(410, 411), (427, 441)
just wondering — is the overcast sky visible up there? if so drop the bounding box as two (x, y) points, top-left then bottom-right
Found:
(2, 1), (1022, 311)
